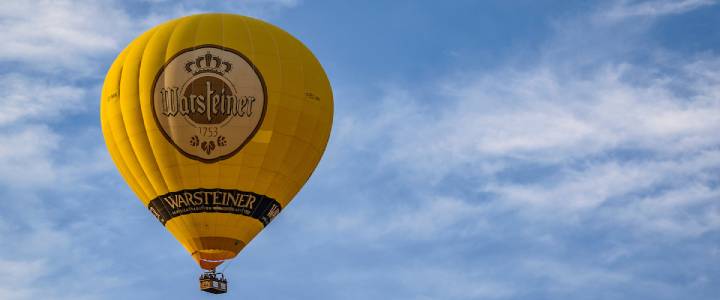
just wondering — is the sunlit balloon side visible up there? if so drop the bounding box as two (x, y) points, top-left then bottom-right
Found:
(100, 13), (333, 292)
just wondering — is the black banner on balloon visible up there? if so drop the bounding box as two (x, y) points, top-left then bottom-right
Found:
(147, 188), (282, 226)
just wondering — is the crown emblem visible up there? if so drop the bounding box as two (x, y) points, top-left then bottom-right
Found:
(185, 52), (232, 75)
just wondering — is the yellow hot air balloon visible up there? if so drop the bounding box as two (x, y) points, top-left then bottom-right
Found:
(100, 13), (332, 293)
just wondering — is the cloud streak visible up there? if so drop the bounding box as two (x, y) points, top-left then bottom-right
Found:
(602, 0), (716, 20)
(320, 2), (719, 298)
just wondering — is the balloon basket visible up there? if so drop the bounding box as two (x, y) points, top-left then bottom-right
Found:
(199, 270), (228, 294)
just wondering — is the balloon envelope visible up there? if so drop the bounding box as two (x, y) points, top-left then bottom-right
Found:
(100, 13), (333, 270)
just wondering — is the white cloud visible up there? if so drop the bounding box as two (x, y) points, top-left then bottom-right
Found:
(331, 1), (720, 241)
(0, 221), (133, 300)
(302, 196), (490, 241)
(487, 150), (720, 235)
(338, 62), (720, 178)
(610, 179), (720, 236)
(395, 267), (514, 299)
(139, 0), (301, 32)
(0, 74), (86, 126)
(602, 0), (716, 20)
(0, 125), (59, 187)
(0, 259), (48, 300)
(0, 0), (134, 73)
(0, 0), (301, 73)
(520, 259), (634, 291)
(353, 60), (718, 238)
(245, 0), (300, 8)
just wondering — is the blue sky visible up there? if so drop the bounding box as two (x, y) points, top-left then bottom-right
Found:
(0, 0), (719, 299)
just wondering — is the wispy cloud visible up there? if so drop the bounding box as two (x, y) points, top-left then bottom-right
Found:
(320, 1), (719, 297)
(602, 0), (716, 20)
(0, 125), (59, 187)
(338, 60), (720, 179)
(0, 75), (86, 126)
(0, 0), (299, 73)
(0, 0), (134, 73)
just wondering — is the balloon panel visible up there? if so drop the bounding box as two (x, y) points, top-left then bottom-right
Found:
(100, 13), (333, 270)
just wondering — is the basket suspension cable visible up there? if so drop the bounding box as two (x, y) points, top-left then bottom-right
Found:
(220, 256), (237, 273)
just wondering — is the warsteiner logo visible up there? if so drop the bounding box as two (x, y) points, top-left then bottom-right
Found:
(152, 45), (266, 162)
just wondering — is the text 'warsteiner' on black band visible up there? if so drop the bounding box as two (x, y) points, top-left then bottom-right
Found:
(147, 188), (282, 226)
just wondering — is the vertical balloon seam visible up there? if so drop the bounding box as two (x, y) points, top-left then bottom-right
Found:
(168, 15), (204, 255)
(141, 19), (202, 255)
(103, 54), (149, 202)
(216, 13), (240, 258)
(315, 53), (334, 153)
(104, 117), (152, 203)
(296, 33), (332, 203)
(161, 17), (190, 193)
(102, 50), (151, 203)
(137, 25), (173, 195)
(109, 33), (159, 202)
(228, 15), (266, 247)
(102, 115), (146, 201)
(299, 40), (324, 206)
(191, 14), (213, 252)
(281, 43), (315, 202)
(208, 15), (229, 239)
(191, 15), (217, 255)
(195, 14), (221, 188)
(195, 14), (225, 254)
(310, 50), (333, 155)
(148, 21), (185, 202)
(209, 14), (252, 257)
(212, 14), (228, 258)
(220, 15), (255, 254)
(142, 20), (180, 196)
(188, 14), (209, 254)
(118, 27), (168, 200)
(233, 16), (262, 197)
(237, 17), (271, 250)
(298, 52), (334, 205)
(282, 28), (309, 206)
(187, 15), (212, 253)
(138, 21), (181, 202)
(213, 13), (224, 191)
(168, 16), (201, 251)
(278, 58), (306, 206)
(218, 13), (240, 253)
(230, 14), (259, 229)
(251, 19), (281, 204)
(119, 29), (165, 201)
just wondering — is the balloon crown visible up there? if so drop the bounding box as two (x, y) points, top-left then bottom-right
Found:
(184, 51), (233, 76)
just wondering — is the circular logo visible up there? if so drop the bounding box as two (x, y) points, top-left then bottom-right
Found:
(152, 45), (266, 163)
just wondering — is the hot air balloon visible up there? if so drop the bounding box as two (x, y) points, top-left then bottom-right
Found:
(100, 13), (332, 294)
